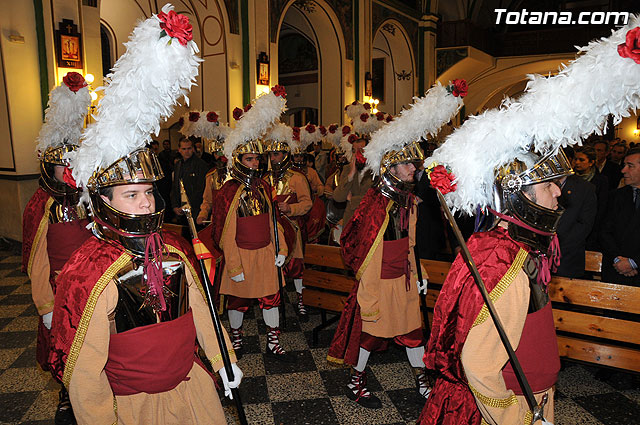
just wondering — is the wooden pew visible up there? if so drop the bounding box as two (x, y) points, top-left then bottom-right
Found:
(303, 244), (640, 373)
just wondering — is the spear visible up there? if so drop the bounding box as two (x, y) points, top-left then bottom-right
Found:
(179, 180), (248, 425)
(435, 189), (548, 424)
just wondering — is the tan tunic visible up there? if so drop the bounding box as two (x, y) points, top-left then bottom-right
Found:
(358, 204), (425, 337)
(218, 189), (287, 298)
(333, 168), (374, 226)
(461, 269), (555, 425)
(278, 171), (312, 259)
(197, 168), (228, 223)
(29, 220), (55, 315)
(69, 268), (236, 425)
(306, 167), (324, 197)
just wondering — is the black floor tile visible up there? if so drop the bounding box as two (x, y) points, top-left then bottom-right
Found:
(304, 328), (338, 348)
(4, 269), (27, 277)
(0, 285), (19, 295)
(367, 344), (407, 365)
(0, 317), (13, 331)
(235, 376), (270, 404)
(272, 397), (339, 425)
(0, 391), (40, 422)
(574, 392), (640, 425)
(10, 346), (39, 368)
(21, 421), (54, 425)
(263, 350), (317, 375)
(20, 305), (39, 317)
(319, 369), (351, 397)
(0, 262), (21, 270)
(0, 293), (33, 305)
(0, 331), (36, 348)
(240, 335), (262, 356)
(386, 388), (427, 422)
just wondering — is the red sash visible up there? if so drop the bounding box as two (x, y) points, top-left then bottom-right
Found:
(502, 302), (560, 394)
(105, 310), (197, 396)
(46, 219), (91, 273)
(305, 196), (326, 243)
(381, 237), (409, 279)
(236, 214), (271, 249)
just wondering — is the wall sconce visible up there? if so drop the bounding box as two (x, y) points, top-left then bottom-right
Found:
(257, 51), (269, 85)
(364, 72), (372, 97)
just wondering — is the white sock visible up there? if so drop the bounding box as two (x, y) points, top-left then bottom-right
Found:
(354, 347), (371, 372)
(406, 346), (425, 368)
(263, 307), (280, 328)
(294, 278), (304, 294)
(228, 309), (244, 329)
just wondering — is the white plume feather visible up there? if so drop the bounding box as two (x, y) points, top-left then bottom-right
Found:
(70, 3), (201, 192)
(324, 124), (342, 148)
(35, 81), (91, 153)
(428, 16), (640, 215)
(365, 83), (463, 175)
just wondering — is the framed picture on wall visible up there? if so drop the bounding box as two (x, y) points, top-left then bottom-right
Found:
(372, 58), (385, 102)
(55, 19), (83, 69)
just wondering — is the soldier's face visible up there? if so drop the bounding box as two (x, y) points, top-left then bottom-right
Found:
(241, 153), (260, 170)
(526, 181), (561, 210)
(269, 151), (285, 164)
(391, 163), (416, 182)
(102, 183), (155, 215)
(53, 165), (65, 183)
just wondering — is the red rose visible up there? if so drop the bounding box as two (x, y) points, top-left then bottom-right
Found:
(62, 72), (87, 93)
(189, 111), (200, 122)
(429, 165), (457, 195)
(348, 134), (358, 144)
(292, 127), (301, 141)
(272, 85), (287, 98)
(363, 103), (371, 110)
(305, 124), (316, 133)
(329, 124), (338, 133)
(318, 126), (327, 136)
(451, 79), (468, 98)
(244, 103), (252, 112)
(62, 167), (77, 189)
(157, 10), (193, 46)
(178, 117), (184, 127)
(386, 115), (393, 123)
(206, 111), (218, 122)
(360, 113), (369, 122)
(618, 27), (640, 64)
(342, 125), (351, 136)
(233, 107), (243, 121)
(376, 111), (385, 121)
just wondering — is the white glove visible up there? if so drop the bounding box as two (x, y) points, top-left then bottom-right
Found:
(231, 272), (245, 282)
(42, 312), (53, 330)
(275, 254), (286, 267)
(540, 420), (554, 425)
(417, 279), (428, 295)
(219, 363), (243, 399)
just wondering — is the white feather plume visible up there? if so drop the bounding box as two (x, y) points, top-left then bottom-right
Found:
(352, 113), (387, 136)
(299, 124), (323, 151)
(345, 101), (368, 119)
(70, 3), (201, 192)
(324, 124), (342, 149)
(223, 90), (287, 163)
(428, 16), (640, 215)
(179, 110), (228, 140)
(339, 125), (354, 161)
(365, 83), (463, 175)
(35, 81), (91, 153)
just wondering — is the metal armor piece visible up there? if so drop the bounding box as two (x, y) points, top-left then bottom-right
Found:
(40, 144), (80, 196)
(376, 171), (415, 209)
(379, 140), (425, 176)
(111, 257), (188, 333)
(267, 151), (292, 182)
(237, 185), (269, 217)
(210, 167), (229, 191)
(48, 192), (88, 223)
(266, 169), (293, 197)
(231, 156), (263, 186)
(89, 148), (164, 190)
(522, 255), (550, 313)
(383, 202), (409, 241)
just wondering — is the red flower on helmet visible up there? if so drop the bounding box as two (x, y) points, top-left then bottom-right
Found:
(618, 27), (640, 64)
(376, 111), (385, 121)
(363, 103), (371, 110)
(450, 79), (468, 98)
(233, 107), (243, 121)
(342, 125), (351, 136)
(360, 113), (369, 122)
(189, 111), (200, 122)
(386, 115), (393, 123)
(318, 125), (327, 136)
(244, 103), (252, 112)
(305, 124), (316, 133)
(428, 164), (457, 195)
(206, 111), (218, 122)
(292, 127), (301, 141)
(348, 134), (358, 144)
(272, 85), (287, 98)
(329, 124), (338, 133)
(157, 9), (193, 46)
(62, 167), (77, 189)
(62, 72), (87, 93)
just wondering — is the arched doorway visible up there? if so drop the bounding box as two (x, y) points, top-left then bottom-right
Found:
(276, 0), (346, 125)
(372, 20), (415, 114)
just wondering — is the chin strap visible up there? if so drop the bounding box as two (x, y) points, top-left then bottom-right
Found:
(488, 208), (561, 286)
(143, 232), (167, 311)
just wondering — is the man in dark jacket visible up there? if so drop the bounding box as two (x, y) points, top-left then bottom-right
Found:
(600, 147), (640, 285)
(171, 137), (209, 224)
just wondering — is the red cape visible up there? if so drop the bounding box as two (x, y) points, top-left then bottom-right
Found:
(418, 227), (527, 425)
(22, 187), (52, 274)
(48, 231), (201, 386)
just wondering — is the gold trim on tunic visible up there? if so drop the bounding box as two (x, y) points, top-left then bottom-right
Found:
(27, 197), (55, 276)
(469, 382), (518, 409)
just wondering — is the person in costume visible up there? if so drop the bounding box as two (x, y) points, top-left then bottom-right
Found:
(327, 82), (465, 409)
(264, 127), (313, 321)
(48, 6), (242, 424)
(418, 20), (640, 425)
(22, 71), (92, 425)
(214, 87), (295, 362)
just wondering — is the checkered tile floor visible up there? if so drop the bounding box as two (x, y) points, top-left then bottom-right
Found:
(0, 240), (639, 424)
